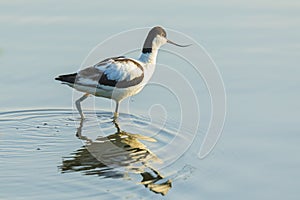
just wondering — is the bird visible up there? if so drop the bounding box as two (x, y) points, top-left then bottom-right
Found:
(55, 26), (190, 119)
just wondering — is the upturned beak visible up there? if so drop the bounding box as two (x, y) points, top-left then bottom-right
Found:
(167, 39), (191, 47)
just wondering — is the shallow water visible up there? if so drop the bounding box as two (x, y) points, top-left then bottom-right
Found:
(1, 0), (300, 199)
(0, 109), (199, 199)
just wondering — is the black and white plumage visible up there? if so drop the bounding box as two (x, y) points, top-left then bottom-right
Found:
(55, 26), (190, 118)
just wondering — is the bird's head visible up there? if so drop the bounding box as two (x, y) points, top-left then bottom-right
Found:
(142, 26), (191, 53)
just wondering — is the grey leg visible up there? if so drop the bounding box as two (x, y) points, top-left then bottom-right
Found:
(75, 93), (89, 119)
(76, 118), (92, 143)
(114, 101), (119, 119)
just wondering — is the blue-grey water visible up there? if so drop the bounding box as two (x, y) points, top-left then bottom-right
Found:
(1, 0), (300, 199)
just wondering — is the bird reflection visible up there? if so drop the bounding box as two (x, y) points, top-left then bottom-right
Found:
(60, 118), (172, 196)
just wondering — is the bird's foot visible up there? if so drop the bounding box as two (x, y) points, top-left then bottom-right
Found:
(113, 112), (119, 119)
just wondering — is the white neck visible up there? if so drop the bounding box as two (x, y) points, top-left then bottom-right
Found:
(138, 49), (159, 64)
(138, 49), (158, 83)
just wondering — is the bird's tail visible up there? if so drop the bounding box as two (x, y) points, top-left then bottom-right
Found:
(55, 73), (77, 84)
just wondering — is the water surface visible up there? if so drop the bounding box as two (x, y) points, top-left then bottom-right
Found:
(0, 109), (197, 199)
(1, 0), (300, 199)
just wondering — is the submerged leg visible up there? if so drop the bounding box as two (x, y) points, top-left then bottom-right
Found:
(114, 101), (119, 119)
(112, 117), (121, 133)
(75, 93), (89, 119)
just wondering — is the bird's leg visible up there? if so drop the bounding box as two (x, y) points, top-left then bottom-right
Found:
(76, 117), (84, 138)
(112, 117), (121, 133)
(113, 101), (119, 119)
(75, 93), (89, 119)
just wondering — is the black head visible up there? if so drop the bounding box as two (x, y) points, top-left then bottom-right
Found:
(142, 26), (191, 53)
(142, 26), (167, 53)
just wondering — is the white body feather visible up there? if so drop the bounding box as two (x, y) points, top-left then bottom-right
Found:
(66, 55), (156, 102)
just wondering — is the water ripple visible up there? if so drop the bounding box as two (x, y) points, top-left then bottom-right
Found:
(0, 109), (196, 199)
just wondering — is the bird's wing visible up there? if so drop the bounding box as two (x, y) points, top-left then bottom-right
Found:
(76, 56), (144, 88)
